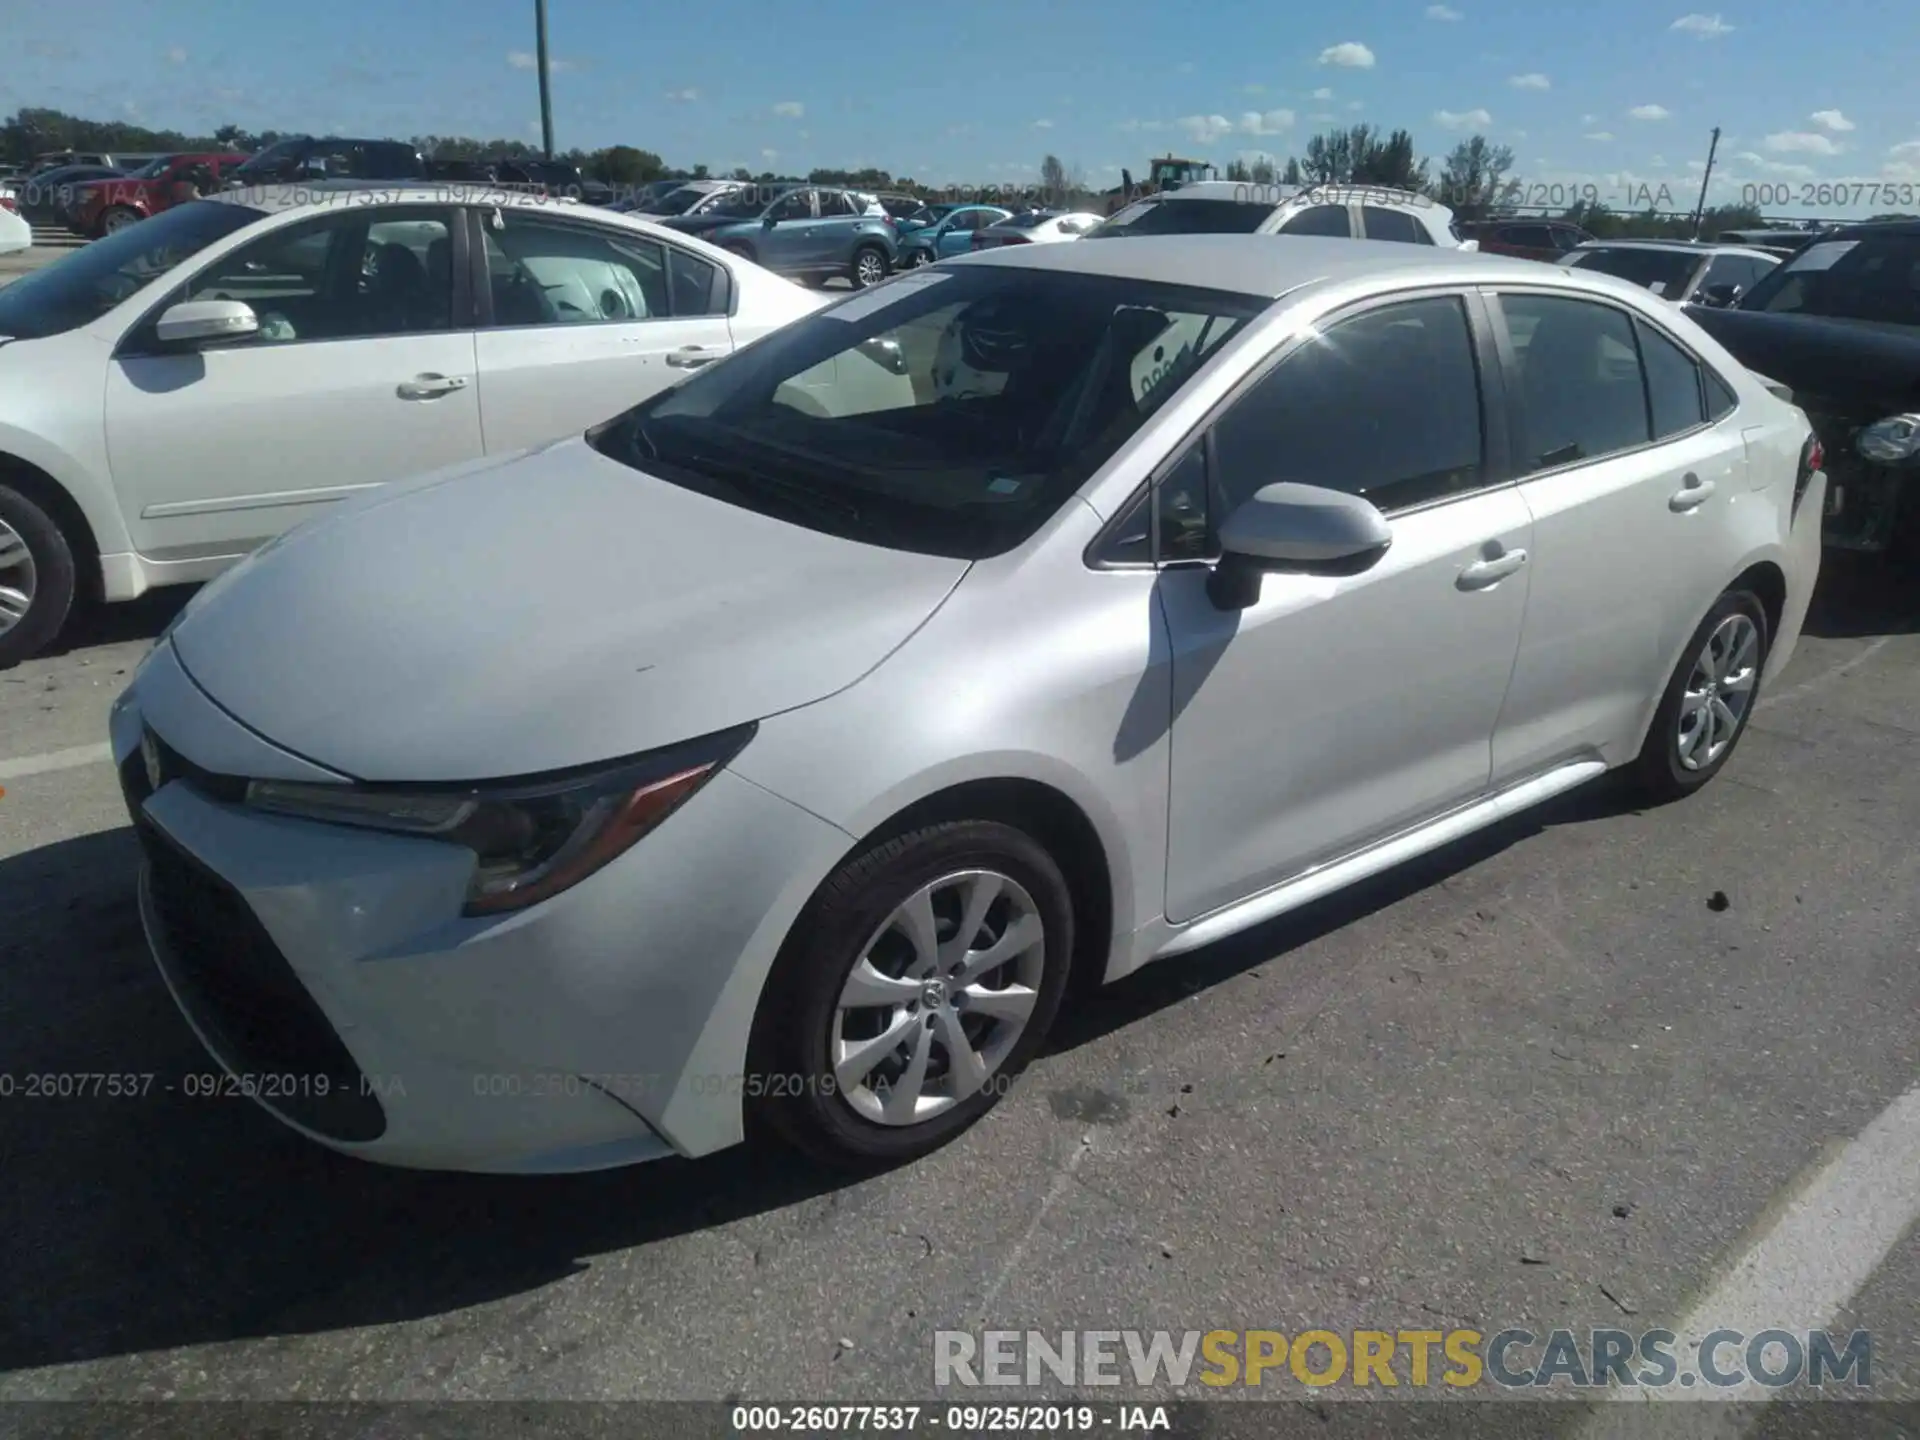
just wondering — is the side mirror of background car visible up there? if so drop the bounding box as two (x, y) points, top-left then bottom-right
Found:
(155, 299), (261, 350)
(1695, 282), (1742, 308)
(1207, 482), (1393, 610)
(763, 213), (779, 228)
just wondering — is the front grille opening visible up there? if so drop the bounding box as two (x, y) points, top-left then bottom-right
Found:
(137, 819), (387, 1143)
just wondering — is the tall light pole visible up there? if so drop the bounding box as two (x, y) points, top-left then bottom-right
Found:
(535, 0), (555, 159)
(1690, 126), (1720, 237)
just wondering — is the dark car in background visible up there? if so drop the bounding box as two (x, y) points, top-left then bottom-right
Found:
(1688, 220), (1920, 556)
(1559, 240), (1778, 307)
(68, 151), (252, 237)
(1462, 218), (1591, 262)
(672, 185), (898, 287)
(492, 158), (615, 206)
(13, 163), (125, 223)
(223, 136), (427, 187)
(426, 157), (500, 182)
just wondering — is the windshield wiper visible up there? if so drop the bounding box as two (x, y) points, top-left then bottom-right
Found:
(668, 445), (873, 533)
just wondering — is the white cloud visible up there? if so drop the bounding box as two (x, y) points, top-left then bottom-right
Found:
(1178, 114), (1236, 143)
(1312, 87), (1335, 100)
(507, 51), (575, 71)
(1434, 107), (1493, 129)
(1766, 130), (1841, 155)
(1509, 73), (1550, 90)
(1891, 140), (1920, 160)
(772, 100), (805, 118)
(1735, 150), (1817, 178)
(1318, 42), (1376, 68)
(165, 45), (187, 64)
(1670, 12), (1734, 37)
(1628, 104), (1671, 120)
(663, 87), (700, 103)
(1347, 100), (1365, 111)
(1810, 109), (1855, 132)
(1585, 131), (1615, 141)
(1033, 118), (1054, 129)
(761, 148), (778, 161)
(1425, 4), (1463, 18)
(1239, 108), (1296, 136)
(1581, 113), (1597, 124)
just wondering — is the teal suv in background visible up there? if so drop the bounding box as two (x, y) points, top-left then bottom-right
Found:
(666, 185), (900, 288)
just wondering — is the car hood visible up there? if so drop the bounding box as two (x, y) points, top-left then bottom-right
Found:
(1686, 306), (1920, 407)
(659, 212), (744, 236)
(168, 437), (970, 783)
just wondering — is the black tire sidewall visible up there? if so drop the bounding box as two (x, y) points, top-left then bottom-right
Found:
(0, 483), (77, 667)
(1641, 588), (1769, 796)
(749, 821), (1074, 1166)
(850, 246), (888, 288)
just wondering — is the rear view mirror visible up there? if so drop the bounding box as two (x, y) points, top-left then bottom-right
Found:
(1209, 483), (1392, 609)
(155, 299), (260, 349)
(1695, 282), (1742, 308)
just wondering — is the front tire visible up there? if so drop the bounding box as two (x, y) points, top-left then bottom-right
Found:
(0, 483), (79, 668)
(1632, 589), (1769, 801)
(747, 820), (1074, 1169)
(98, 205), (143, 237)
(849, 245), (890, 289)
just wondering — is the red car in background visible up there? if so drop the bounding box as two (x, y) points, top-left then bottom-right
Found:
(68, 152), (251, 237)
(1458, 218), (1592, 262)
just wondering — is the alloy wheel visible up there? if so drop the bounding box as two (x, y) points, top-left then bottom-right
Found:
(0, 517), (37, 638)
(856, 251), (887, 287)
(104, 209), (138, 233)
(1677, 612), (1760, 771)
(830, 869), (1047, 1126)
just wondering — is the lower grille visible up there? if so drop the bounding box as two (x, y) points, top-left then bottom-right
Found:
(1803, 410), (1908, 552)
(137, 816), (387, 1143)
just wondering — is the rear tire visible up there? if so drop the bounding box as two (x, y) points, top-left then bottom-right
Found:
(0, 483), (78, 668)
(747, 820), (1074, 1169)
(1631, 589), (1769, 802)
(849, 244), (890, 289)
(98, 205), (143, 238)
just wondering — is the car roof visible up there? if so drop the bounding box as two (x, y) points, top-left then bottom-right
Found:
(206, 181), (589, 215)
(955, 232), (1605, 294)
(1826, 218), (1920, 238)
(1570, 239), (1778, 259)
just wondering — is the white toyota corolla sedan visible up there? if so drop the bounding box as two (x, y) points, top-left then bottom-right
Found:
(111, 236), (1826, 1175)
(0, 184), (829, 665)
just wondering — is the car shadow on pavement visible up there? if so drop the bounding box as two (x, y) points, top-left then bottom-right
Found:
(13, 587), (197, 667)
(0, 825), (854, 1375)
(1799, 551), (1920, 640)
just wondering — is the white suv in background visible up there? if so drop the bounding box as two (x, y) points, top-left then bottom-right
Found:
(0, 184), (835, 664)
(1091, 181), (1473, 248)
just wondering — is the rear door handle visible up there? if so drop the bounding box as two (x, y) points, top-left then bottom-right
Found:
(667, 346), (719, 368)
(1457, 548), (1528, 590)
(396, 373), (468, 399)
(1670, 473), (1716, 511)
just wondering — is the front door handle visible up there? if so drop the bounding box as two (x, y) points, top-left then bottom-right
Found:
(396, 373), (468, 399)
(667, 346), (719, 368)
(1457, 548), (1528, 590)
(1670, 473), (1716, 511)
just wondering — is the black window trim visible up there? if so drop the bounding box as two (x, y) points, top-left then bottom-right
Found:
(1086, 284), (1516, 571)
(1481, 284), (1739, 483)
(115, 202), (473, 360)
(464, 206), (735, 330)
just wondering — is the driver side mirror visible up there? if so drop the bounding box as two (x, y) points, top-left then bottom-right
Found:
(1207, 483), (1393, 610)
(1695, 281), (1742, 308)
(155, 298), (261, 350)
(763, 212), (780, 227)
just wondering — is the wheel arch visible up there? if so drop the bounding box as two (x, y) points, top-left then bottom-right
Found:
(0, 450), (106, 605)
(1626, 554), (1789, 761)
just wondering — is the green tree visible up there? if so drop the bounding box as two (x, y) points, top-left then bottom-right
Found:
(1437, 135), (1515, 216)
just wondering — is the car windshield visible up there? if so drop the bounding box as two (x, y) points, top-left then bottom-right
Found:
(125, 156), (177, 180)
(997, 212), (1059, 230)
(702, 189), (769, 219)
(1736, 233), (1920, 326)
(644, 186), (710, 215)
(1567, 247), (1704, 295)
(1088, 198), (1275, 237)
(588, 267), (1269, 559)
(0, 200), (263, 341)
(230, 139), (308, 177)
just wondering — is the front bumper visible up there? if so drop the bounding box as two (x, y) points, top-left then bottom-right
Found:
(1805, 411), (1918, 553)
(111, 646), (854, 1174)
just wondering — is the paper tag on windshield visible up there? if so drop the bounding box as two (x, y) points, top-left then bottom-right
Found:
(822, 270), (953, 323)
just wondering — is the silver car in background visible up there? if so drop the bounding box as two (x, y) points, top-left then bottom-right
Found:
(112, 237), (1825, 1176)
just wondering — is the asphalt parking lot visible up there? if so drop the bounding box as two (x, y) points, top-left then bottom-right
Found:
(0, 551), (1916, 1428)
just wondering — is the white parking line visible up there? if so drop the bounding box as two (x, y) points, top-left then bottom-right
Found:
(0, 742), (114, 782)
(1580, 1079), (1920, 1433)
(1759, 635), (1894, 713)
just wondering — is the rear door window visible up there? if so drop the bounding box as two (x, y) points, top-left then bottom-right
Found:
(1279, 204), (1352, 237)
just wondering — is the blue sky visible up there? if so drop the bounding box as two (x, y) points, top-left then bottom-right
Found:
(6, 0), (1919, 214)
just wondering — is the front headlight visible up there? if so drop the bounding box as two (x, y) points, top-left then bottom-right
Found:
(1857, 413), (1920, 464)
(243, 724), (755, 915)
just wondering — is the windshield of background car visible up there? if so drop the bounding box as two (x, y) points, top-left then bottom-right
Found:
(647, 186), (709, 215)
(1089, 198), (1274, 237)
(1736, 233), (1920, 326)
(705, 189), (773, 219)
(125, 156), (176, 180)
(1567, 247), (1702, 295)
(0, 200), (263, 340)
(589, 267), (1269, 559)
(230, 139), (308, 177)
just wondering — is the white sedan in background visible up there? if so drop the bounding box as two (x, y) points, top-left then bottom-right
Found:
(0, 186), (29, 255)
(0, 184), (834, 664)
(970, 210), (1106, 250)
(113, 237), (1824, 1175)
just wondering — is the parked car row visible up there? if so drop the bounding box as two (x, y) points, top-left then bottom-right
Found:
(98, 230), (1825, 1176)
